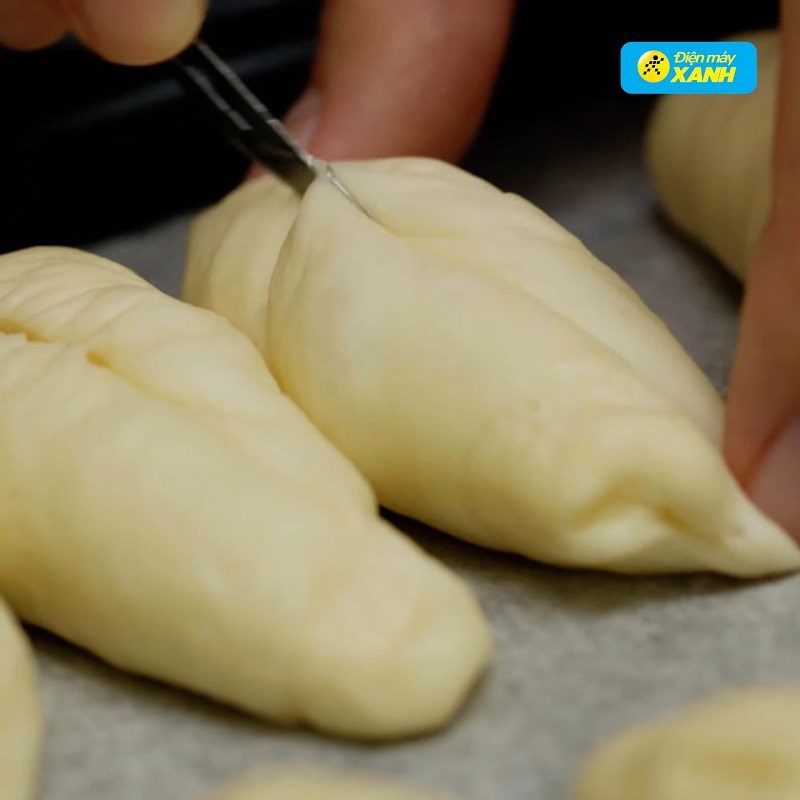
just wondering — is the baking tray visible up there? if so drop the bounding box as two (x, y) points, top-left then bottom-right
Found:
(34, 96), (799, 800)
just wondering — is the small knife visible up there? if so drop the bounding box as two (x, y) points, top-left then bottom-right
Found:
(172, 39), (367, 214)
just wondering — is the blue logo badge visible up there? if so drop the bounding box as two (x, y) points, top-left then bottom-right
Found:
(621, 41), (757, 94)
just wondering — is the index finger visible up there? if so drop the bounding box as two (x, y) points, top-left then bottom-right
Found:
(0, 0), (208, 64)
(64, 0), (208, 65)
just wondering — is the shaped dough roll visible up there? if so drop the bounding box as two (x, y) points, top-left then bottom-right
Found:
(574, 688), (800, 800)
(209, 769), (452, 800)
(647, 31), (778, 278)
(0, 599), (41, 800)
(0, 247), (490, 740)
(185, 158), (799, 576)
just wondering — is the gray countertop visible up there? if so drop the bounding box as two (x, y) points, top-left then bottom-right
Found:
(33, 98), (800, 800)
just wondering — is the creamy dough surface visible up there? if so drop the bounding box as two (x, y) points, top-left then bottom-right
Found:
(209, 769), (452, 800)
(574, 688), (800, 800)
(647, 31), (778, 278)
(0, 599), (41, 800)
(185, 158), (799, 576)
(0, 246), (490, 740)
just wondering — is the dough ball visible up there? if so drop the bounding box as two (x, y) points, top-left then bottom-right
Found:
(0, 246), (490, 740)
(185, 158), (799, 576)
(647, 31), (778, 278)
(208, 769), (452, 800)
(0, 599), (41, 800)
(575, 688), (800, 800)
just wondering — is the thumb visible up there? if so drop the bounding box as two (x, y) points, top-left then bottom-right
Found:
(725, 2), (800, 540)
(283, 0), (514, 162)
(726, 228), (800, 540)
(63, 0), (206, 65)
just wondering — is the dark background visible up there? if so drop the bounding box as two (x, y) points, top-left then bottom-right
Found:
(0, 0), (778, 252)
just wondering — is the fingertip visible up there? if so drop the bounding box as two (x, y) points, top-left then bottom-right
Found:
(726, 231), (800, 542)
(245, 162), (268, 182)
(0, 0), (67, 52)
(283, 88), (323, 151)
(748, 412), (800, 541)
(67, 0), (207, 65)
(304, 0), (514, 162)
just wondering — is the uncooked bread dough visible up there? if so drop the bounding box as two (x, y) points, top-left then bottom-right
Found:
(647, 31), (777, 277)
(0, 246), (490, 740)
(208, 769), (452, 800)
(0, 598), (41, 800)
(184, 158), (799, 576)
(574, 688), (800, 799)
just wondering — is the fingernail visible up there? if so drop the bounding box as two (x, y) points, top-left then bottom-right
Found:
(245, 162), (268, 182)
(283, 88), (322, 150)
(750, 413), (800, 539)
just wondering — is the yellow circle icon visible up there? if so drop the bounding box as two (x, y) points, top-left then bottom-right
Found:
(637, 50), (670, 82)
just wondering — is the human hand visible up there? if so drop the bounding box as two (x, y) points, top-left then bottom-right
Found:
(0, 0), (207, 64)
(725, 0), (800, 539)
(0, 1), (512, 161)
(276, 0), (514, 163)
(726, 224), (800, 540)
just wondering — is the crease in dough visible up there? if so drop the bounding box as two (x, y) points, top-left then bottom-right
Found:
(206, 769), (453, 800)
(0, 598), (41, 800)
(574, 687), (800, 800)
(184, 157), (799, 576)
(0, 246), (491, 741)
(646, 30), (778, 278)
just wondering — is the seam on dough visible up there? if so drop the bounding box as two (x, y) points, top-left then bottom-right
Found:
(328, 203), (684, 422)
(0, 318), (347, 505)
(0, 322), (47, 343)
(0, 319), (298, 478)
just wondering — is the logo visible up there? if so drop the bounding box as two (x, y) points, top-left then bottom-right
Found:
(621, 41), (757, 94)
(637, 50), (670, 82)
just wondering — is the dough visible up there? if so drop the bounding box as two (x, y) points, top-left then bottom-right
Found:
(208, 769), (451, 800)
(184, 158), (799, 576)
(0, 599), (41, 800)
(0, 246), (490, 740)
(574, 688), (800, 799)
(647, 31), (777, 278)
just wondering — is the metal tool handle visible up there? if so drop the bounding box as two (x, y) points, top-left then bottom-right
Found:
(173, 39), (317, 194)
(173, 39), (369, 215)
